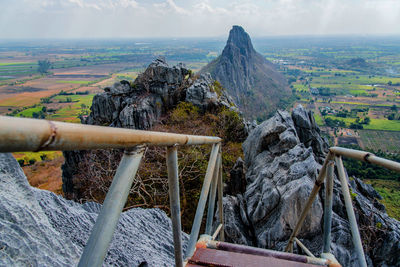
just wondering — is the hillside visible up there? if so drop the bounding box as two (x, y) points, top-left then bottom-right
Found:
(200, 26), (291, 120)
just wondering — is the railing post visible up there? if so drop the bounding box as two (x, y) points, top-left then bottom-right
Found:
(217, 149), (224, 241)
(205, 152), (220, 235)
(185, 143), (220, 259)
(322, 160), (334, 253)
(335, 155), (367, 267)
(166, 145), (183, 267)
(78, 146), (145, 267)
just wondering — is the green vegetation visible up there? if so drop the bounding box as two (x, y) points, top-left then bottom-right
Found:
(324, 115), (400, 131)
(56, 80), (91, 85)
(365, 179), (400, 220)
(49, 94), (94, 122)
(359, 130), (400, 153)
(313, 113), (324, 126)
(211, 80), (225, 96)
(342, 145), (400, 181)
(13, 151), (62, 166)
(38, 59), (52, 74)
(16, 105), (45, 118)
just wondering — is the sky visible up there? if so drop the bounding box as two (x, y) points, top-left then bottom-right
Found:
(1, 0), (400, 39)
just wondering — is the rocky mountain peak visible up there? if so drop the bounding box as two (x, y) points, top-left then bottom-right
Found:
(200, 25), (290, 119)
(223, 25), (255, 58)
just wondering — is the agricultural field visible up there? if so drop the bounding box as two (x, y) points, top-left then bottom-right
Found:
(359, 130), (400, 153)
(1, 37), (400, 194)
(264, 37), (400, 152)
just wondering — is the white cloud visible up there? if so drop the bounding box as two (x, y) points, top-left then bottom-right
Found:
(0, 0), (399, 38)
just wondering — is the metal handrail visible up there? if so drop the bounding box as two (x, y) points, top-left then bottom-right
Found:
(0, 116), (221, 153)
(285, 146), (400, 267)
(0, 115), (224, 267)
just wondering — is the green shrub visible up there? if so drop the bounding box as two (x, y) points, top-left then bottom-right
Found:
(18, 159), (25, 167)
(211, 80), (225, 96)
(170, 102), (199, 122)
(28, 158), (36, 165)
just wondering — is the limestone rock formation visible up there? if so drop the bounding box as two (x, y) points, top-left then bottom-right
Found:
(222, 105), (400, 267)
(185, 73), (236, 112)
(63, 57), (241, 200)
(0, 152), (187, 266)
(201, 25), (291, 119)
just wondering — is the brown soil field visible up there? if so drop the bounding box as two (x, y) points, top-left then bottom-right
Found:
(72, 85), (102, 94)
(23, 156), (64, 195)
(0, 77), (93, 107)
(0, 89), (61, 107)
(52, 62), (138, 76)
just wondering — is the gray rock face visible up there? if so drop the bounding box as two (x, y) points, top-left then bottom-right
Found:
(242, 110), (323, 247)
(0, 152), (187, 266)
(185, 73), (236, 112)
(85, 57), (190, 129)
(200, 25), (290, 119)
(291, 104), (328, 162)
(223, 105), (400, 267)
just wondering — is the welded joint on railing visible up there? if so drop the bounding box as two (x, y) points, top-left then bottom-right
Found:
(363, 153), (373, 163)
(35, 120), (57, 152)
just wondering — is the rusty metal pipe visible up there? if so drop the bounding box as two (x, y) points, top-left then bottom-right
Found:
(335, 156), (367, 267)
(208, 241), (329, 266)
(166, 146), (183, 267)
(285, 151), (334, 252)
(330, 146), (400, 173)
(0, 116), (221, 152)
(185, 143), (220, 259)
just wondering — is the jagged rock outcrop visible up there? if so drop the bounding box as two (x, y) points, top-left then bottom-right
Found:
(222, 105), (400, 267)
(185, 73), (236, 112)
(63, 57), (242, 200)
(0, 152), (187, 266)
(291, 105), (328, 163)
(85, 57), (190, 129)
(200, 25), (291, 119)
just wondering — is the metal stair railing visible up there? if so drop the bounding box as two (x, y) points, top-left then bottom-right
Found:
(0, 115), (224, 267)
(285, 146), (400, 267)
(4, 115), (399, 266)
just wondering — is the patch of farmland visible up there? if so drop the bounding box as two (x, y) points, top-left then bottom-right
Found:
(48, 94), (94, 122)
(359, 130), (400, 153)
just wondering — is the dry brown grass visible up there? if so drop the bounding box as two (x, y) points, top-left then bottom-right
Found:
(23, 156), (64, 195)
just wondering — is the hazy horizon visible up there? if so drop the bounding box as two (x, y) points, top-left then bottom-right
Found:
(1, 0), (400, 39)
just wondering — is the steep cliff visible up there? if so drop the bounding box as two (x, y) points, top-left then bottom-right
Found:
(201, 26), (291, 120)
(0, 152), (187, 266)
(221, 105), (400, 267)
